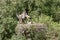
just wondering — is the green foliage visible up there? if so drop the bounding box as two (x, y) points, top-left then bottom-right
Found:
(0, 0), (60, 40)
(10, 35), (26, 40)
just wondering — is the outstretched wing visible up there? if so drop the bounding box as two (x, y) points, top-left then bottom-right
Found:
(16, 14), (20, 19)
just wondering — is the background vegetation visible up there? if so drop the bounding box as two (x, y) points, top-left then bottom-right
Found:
(0, 0), (60, 40)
